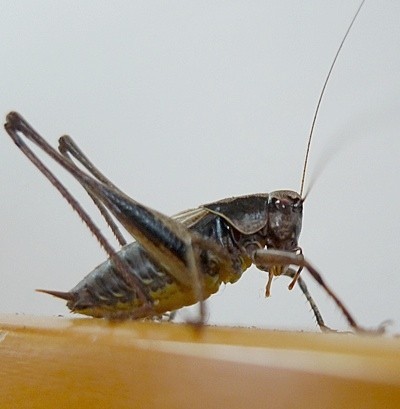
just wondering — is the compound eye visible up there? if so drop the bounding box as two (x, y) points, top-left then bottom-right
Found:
(271, 198), (282, 210)
(292, 199), (303, 212)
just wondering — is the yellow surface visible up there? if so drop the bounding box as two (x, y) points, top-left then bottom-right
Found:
(1, 314), (400, 408)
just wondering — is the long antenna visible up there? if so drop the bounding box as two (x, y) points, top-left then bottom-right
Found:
(299, 0), (366, 197)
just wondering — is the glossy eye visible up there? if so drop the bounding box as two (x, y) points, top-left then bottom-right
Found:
(271, 198), (282, 209)
(292, 199), (303, 212)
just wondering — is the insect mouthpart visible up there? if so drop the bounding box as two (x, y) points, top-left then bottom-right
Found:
(264, 264), (291, 297)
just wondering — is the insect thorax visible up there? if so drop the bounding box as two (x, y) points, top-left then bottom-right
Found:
(201, 190), (303, 254)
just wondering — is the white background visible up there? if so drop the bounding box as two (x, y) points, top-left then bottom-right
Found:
(0, 1), (399, 333)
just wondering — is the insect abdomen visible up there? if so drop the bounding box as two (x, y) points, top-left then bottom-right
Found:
(64, 246), (241, 319)
(63, 242), (182, 318)
(43, 211), (246, 319)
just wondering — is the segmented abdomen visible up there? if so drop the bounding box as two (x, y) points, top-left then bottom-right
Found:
(67, 242), (176, 318)
(66, 213), (244, 318)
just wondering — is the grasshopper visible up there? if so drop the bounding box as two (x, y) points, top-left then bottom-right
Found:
(4, 0), (383, 332)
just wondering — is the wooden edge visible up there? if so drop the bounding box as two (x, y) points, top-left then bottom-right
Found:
(1, 314), (400, 408)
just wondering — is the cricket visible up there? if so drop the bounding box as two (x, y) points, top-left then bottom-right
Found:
(4, 1), (383, 333)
